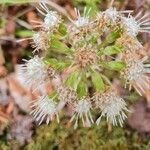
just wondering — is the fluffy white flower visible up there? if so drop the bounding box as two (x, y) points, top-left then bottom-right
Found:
(70, 98), (93, 129)
(30, 95), (59, 125)
(43, 11), (60, 29)
(122, 12), (150, 36)
(37, 2), (61, 30)
(32, 32), (41, 47)
(74, 16), (89, 27)
(32, 32), (49, 53)
(121, 56), (150, 95)
(73, 7), (91, 27)
(103, 7), (133, 22)
(104, 7), (118, 22)
(18, 56), (48, 90)
(95, 88), (129, 127)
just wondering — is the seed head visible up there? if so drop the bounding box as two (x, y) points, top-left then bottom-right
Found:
(30, 95), (59, 125)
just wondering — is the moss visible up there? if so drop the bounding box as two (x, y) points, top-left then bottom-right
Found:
(23, 120), (150, 150)
(0, 117), (149, 150)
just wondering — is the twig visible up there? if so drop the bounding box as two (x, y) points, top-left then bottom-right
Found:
(0, 36), (16, 42)
(109, 0), (114, 7)
(15, 7), (34, 18)
(16, 19), (32, 30)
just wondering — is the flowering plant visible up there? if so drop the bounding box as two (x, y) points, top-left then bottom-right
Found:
(19, 2), (150, 129)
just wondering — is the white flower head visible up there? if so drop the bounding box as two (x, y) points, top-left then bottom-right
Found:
(103, 7), (133, 23)
(121, 56), (150, 95)
(104, 7), (119, 22)
(32, 31), (49, 53)
(95, 88), (129, 127)
(70, 98), (94, 129)
(43, 11), (60, 30)
(122, 12), (150, 36)
(37, 2), (61, 31)
(18, 56), (48, 90)
(33, 32), (41, 46)
(30, 95), (59, 125)
(73, 7), (91, 28)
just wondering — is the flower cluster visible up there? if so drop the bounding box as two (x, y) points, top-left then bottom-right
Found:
(70, 98), (93, 129)
(36, 2), (61, 31)
(18, 2), (150, 128)
(121, 12), (150, 36)
(31, 2), (62, 53)
(18, 56), (48, 90)
(94, 88), (129, 127)
(30, 95), (59, 125)
(121, 56), (150, 95)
